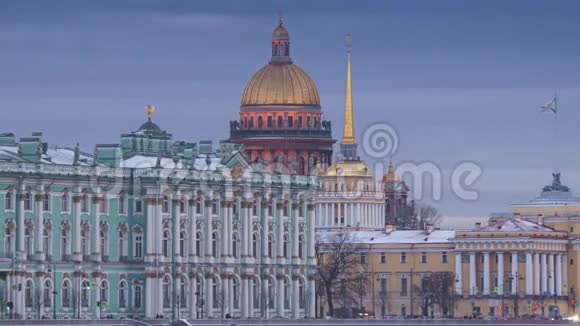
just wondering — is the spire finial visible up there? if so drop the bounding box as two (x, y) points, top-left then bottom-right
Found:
(341, 33), (356, 148)
(145, 104), (155, 120)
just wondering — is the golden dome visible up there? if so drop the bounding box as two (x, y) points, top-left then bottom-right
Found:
(323, 160), (373, 178)
(383, 162), (400, 182)
(241, 63), (321, 107)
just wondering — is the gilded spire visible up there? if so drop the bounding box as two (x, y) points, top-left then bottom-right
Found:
(145, 104), (155, 121)
(341, 33), (356, 146)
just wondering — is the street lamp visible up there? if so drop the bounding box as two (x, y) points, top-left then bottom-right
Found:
(47, 265), (57, 319)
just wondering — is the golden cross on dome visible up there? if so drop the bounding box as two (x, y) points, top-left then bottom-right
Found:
(345, 33), (352, 49)
(277, 11), (284, 26)
(145, 105), (155, 120)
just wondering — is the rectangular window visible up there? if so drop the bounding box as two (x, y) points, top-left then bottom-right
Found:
(421, 252), (427, 264)
(179, 200), (185, 214)
(100, 198), (108, 214)
(4, 192), (14, 211)
(135, 235), (144, 258)
(380, 278), (387, 293)
(441, 252), (448, 263)
(380, 254), (387, 264)
(360, 254), (366, 265)
(400, 276), (408, 296)
(42, 194), (50, 212)
(400, 252), (407, 263)
(135, 200), (143, 214)
(195, 201), (202, 214)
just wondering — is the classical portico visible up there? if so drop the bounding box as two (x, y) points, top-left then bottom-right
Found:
(453, 218), (569, 317)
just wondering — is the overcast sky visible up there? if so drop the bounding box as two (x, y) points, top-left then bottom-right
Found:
(1, 0), (579, 218)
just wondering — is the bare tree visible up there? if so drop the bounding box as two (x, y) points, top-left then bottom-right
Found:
(417, 272), (454, 318)
(316, 232), (365, 317)
(416, 203), (441, 229)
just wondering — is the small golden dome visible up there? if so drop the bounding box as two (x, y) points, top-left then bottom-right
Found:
(273, 17), (289, 37)
(383, 162), (400, 182)
(241, 63), (320, 107)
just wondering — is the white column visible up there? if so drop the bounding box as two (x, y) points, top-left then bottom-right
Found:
(172, 197), (180, 262)
(534, 253), (541, 295)
(241, 202), (248, 257)
(483, 252), (490, 295)
(72, 194), (82, 262)
(469, 252), (476, 295)
(511, 252), (518, 295)
(556, 254), (562, 296)
(308, 278), (316, 318)
(206, 275), (213, 318)
(541, 253), (547, 294)
(189, 199), (197, 263)
(34, 194), (44, 259)
(221, 202), (229, 258)
(307, 204), (316, 261)
(145, 198), (155, 262)
(325, 203), (330, 227)
(92, 196), (101, 261)
(204, 200), (212, 259)
(277, 203), (284, 260)
(247, 277), (253, 318)
(292, 203), (299, 260)
(497, 252), (504, 295)
(16, 191), (25, 259)
(292, 277), (299, 318)
(145, 276), (154, 318)
(189, 277), (197, 319)
(455, 252), (463, 295)
(241, 276), (248, 318)
(563, 254), (568, 295)
(93, 276), (101, 319)
(548, 254), (555, 295)
(277, 277), (284, 317)
(525, 252), (533, 295)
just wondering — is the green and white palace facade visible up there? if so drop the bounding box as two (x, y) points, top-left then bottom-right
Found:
(0, 111), (318, 320)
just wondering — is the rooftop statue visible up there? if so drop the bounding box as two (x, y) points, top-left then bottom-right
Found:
(543, 172), (570, 192)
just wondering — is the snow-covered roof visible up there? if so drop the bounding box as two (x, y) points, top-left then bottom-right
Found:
(475, 219), (553, 233)
(121, 154), (223, 170)
(318, 229), (455, 245)
(42, 147), (93, 166)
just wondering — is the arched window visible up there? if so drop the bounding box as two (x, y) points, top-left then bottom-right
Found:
(134, 232), (143, 258)
(268, 203), (273, 216)
(4, 191), (13, 210)
(80, 195), (88, 213)
(212, 276), (219, 307)
(118, 230), (127, 258)
(162, 230), (171, 258)
(118, 195), (126, 214)
(42, 193), (50, 211)
(81, 229), (89, 257)
(61, 228), (70, 259)
(43, 229), (50, 257)
(249, 116), (254, 128)
(267, 234), (274, 258)
(179, 199), (185, 214)
(195, 199), (202, 214)
(283, 203), (288, 217)
(267, 116), (273, 128)
(118, 281), (127, 308)
(298, 235), (304, 260)
(252, 200), (258, 216)
(196, 232), (202, 257)
(25, 279), (33, 308)
(163, 275), (171, 308)
(288, 116), (293, 128)
(81, 280), (90, 307)
(211, 232), (218, 257)
(24, 227), (33, 256)
(283, 278), (290, 309)
(162, 196), (170, 214)
(232, 232), (239, 258)
(299, 278), (305, 309)
(180, 276), (187, 308)
(252, 233), (258, 258)
(99, 196), (108, 214)
(134, 285), (142, 309)
(268, 278), (275, 309)
(283, 234), (289, 259)
(43, 279), (52, 307)
(277, 116), (283, 128)
(62, 279), (71, 308)
(211, 199), (218, 215)
(233, 277), (240, 309)
(252, 278), (260, 309)
(24, 193), (32, 211)
(179, 231), (187, 257)
(257, 116), (263, 129)
(4, 227), (13, 255)
(100, 280), (109, 304)
(100, 230), (108, 257)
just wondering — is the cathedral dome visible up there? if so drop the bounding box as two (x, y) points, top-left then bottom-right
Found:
(241, 63), (320, 107)
(241, 19), (320, 108)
